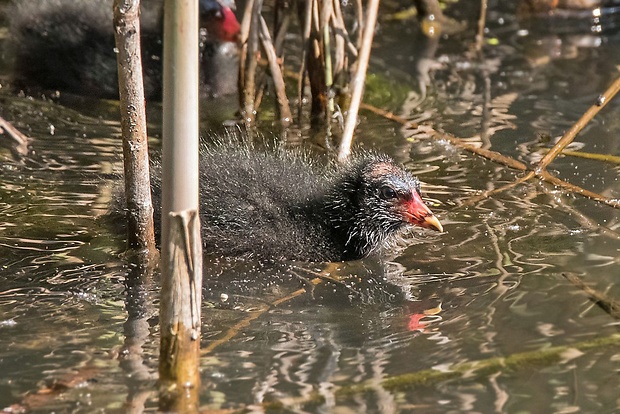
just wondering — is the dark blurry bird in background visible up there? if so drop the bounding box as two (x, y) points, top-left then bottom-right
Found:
(7, 0), (241, 99)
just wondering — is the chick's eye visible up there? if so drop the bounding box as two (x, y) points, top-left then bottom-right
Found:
(379, 186), (398, 200)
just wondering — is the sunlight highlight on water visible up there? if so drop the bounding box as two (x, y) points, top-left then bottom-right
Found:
(1, 0), (620, 412)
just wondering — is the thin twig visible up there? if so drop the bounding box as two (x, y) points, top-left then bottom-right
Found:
(202, 304), (269, 355)
(359, 96), (620, 210)
(541, 188), (620, 241)
(361, 102), (529, 170)
(241, 0), (261, 125)
(432, 129), (529, 171)
(353, 0), (363, 49)
(306, 0), (330, 120)
(259, 16), (292, 127)
(536, 75), (620, 171)
(0, 116), (30, 157)
(273, 13), (290, 56)
(238, 0), (254, 92)
(459, 172), (535, 207)
(200, 262), (356, 356)
(239, 0), (254, 43)
(475, 0), (488, 52)
(331, 0), (349, 79)
(298, 0), (313, 121)
(480, 71), (492, 148)
(202, 277), (324, 355)
(321, 0), (334, 118)
(539, 170), (620, 209)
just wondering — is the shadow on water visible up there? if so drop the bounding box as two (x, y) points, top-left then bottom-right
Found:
(1, 0), (620, 412)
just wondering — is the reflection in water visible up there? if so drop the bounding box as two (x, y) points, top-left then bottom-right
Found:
(198, 259), (446, 410)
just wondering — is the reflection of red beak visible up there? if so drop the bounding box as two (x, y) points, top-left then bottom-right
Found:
(403, 192), (443, 232)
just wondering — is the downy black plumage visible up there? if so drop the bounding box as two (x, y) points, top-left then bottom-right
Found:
(151, 146), (442, 262)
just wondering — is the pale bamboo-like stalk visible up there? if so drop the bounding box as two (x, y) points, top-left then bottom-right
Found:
(337, 0), (379, 162)
(159, 0), (202, 411)
(159, 212), (203, 412)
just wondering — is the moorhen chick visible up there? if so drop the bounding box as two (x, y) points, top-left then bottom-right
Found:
(151, 146), (443, 262)
(8, 0), (240, 99)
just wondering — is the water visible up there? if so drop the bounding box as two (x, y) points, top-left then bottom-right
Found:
(1, 1), (620, 412)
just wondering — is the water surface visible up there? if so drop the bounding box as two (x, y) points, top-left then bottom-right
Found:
(1, 1), (620, 412)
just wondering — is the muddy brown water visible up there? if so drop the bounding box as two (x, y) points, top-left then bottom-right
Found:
(1, 1), (620, 412)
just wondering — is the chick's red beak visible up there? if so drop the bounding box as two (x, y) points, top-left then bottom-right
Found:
(403, 192), (443, 232)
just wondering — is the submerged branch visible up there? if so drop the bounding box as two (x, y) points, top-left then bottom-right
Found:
(528, 182), (620, 242)
(359, 333), (620, 393)
(562, 273), (620, 319)
(562, 150), (620, 164)
(261, 333), (620, 409)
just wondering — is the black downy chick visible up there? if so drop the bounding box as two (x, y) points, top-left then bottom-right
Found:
(151, 146), (442, 262)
